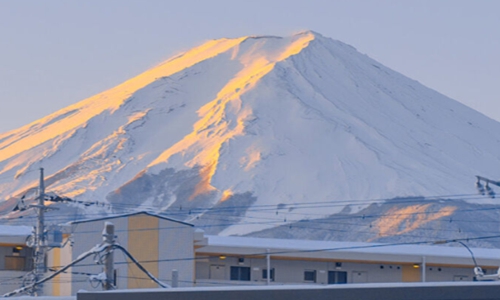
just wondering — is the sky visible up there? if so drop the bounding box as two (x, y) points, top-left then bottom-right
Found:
(0, 0), (499, 134)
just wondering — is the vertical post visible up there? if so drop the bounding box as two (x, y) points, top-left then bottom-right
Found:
(266, 249), (271, 285)
(421, 256), (426, 282)
(34, 168), (46, 295)
(103, 222), (115, 290)
(171, 269), (179, 288)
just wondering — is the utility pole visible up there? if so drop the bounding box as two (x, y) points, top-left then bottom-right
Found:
(33, 168), (47, 295)
(103, 222), (115, 290)
(266, 249), (271, 285)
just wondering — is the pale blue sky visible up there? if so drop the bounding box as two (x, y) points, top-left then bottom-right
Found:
(1, 0), (499, 133)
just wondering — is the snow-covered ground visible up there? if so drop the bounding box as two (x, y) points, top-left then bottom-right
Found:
(1, 31), (500, 236)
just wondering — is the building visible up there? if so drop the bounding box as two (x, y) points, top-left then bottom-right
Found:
(2, 217), (500, 296)
(46, 211), (200, 296)
(0, 212), (201, 296)
(0, 225), (33, 295)
(194, 235), (500, 286)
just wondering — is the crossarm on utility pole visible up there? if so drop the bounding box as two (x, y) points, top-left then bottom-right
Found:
(476, 175), (500, 187)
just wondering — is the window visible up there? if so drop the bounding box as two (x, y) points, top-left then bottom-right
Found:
(230, 266), (251, 281)
(328, 271), (347, 284)
(12, 247), (21, 256)
(262, 268), (275, 281)
(304, 270), (316, 282)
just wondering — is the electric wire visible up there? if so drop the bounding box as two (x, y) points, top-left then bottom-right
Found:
(48, 233), (500, 270)
(3, 194), (500, 228)
(2, 190), (500, 290)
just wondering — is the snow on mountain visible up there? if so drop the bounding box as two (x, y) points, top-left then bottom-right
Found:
(1, 31), (500, 237)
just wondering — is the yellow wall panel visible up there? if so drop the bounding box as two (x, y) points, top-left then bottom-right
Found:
(128, 215), (159, 289)
(402, 265), (421, 282)
(52, 247), (61, 296)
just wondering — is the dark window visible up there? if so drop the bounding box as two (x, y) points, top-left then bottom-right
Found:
(304, 270), (316, 282)
(230, 266), (251, 281)
(262, 268), (275, 281)
(328, 271), (347, 284)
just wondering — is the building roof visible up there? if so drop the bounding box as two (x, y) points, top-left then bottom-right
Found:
(0, 225), (32, 245)
(67, 211), (193, 227)
(198, 235), (500, 268)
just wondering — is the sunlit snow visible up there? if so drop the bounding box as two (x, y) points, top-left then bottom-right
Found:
(1, 31), (500, 235)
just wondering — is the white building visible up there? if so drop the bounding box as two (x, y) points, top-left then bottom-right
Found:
(47, 211), (200, 296)
(0, 212), (201, 296)
(2, 218), (500, 296)
(195, 235), (500, 286)
(0, 225), (33, 295)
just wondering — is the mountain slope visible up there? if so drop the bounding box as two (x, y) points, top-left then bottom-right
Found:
(1, 31), (500, 237)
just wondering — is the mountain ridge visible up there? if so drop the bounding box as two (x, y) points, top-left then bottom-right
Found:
(1, 31), (500, 239)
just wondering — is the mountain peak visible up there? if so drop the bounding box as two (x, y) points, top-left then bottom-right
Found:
(1, 32), (500, 238)
(293, 29), (324, 37)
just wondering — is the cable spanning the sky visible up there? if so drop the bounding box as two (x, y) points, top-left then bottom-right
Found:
(0, 192), (492, 220)
(0, 194), (499, 243)
(46, 233), (500, 271)
(0, 193), (498, 289)
(1, 191), (499, 251)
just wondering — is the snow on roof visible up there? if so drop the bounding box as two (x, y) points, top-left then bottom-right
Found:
(200, 235), (500, 265)
(68, 211), (193, 227)
(0, 225), (32, 236)
(0, 225), (32, 245)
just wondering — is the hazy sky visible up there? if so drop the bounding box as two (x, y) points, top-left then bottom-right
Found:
(1, 0), (499, 134)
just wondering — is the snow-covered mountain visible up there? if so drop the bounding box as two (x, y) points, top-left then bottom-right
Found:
(1, 31), (500, 239)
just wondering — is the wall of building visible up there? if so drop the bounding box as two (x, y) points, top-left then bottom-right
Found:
(47, 214), (194, 295)
(424, 265), (479, 282)
(0, 245), (31, 271)
(46, 234), (75, 296)
(195, 255), (479, 286)
(66, 217), (129, 295)
(157, 218), (194, 287)
(0, 270), (28, 295)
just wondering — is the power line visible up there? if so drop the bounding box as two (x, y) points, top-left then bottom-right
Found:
(2, 193), (497, 226)
(2, 204), (498, 245)
(48, 233), (500, 269)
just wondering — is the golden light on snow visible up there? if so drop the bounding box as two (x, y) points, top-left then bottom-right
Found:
(1, 30), (494, 241)
(372, 204), (456, 239)
(127, 110), (149, 124)
(0, 32), (316, 203)
(221, 189), (233, 202)
(241, 149), (261, 171)
(0, 37), (245, 164)
(189, 162), (217, 200)
(148, 32), (315, 201)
